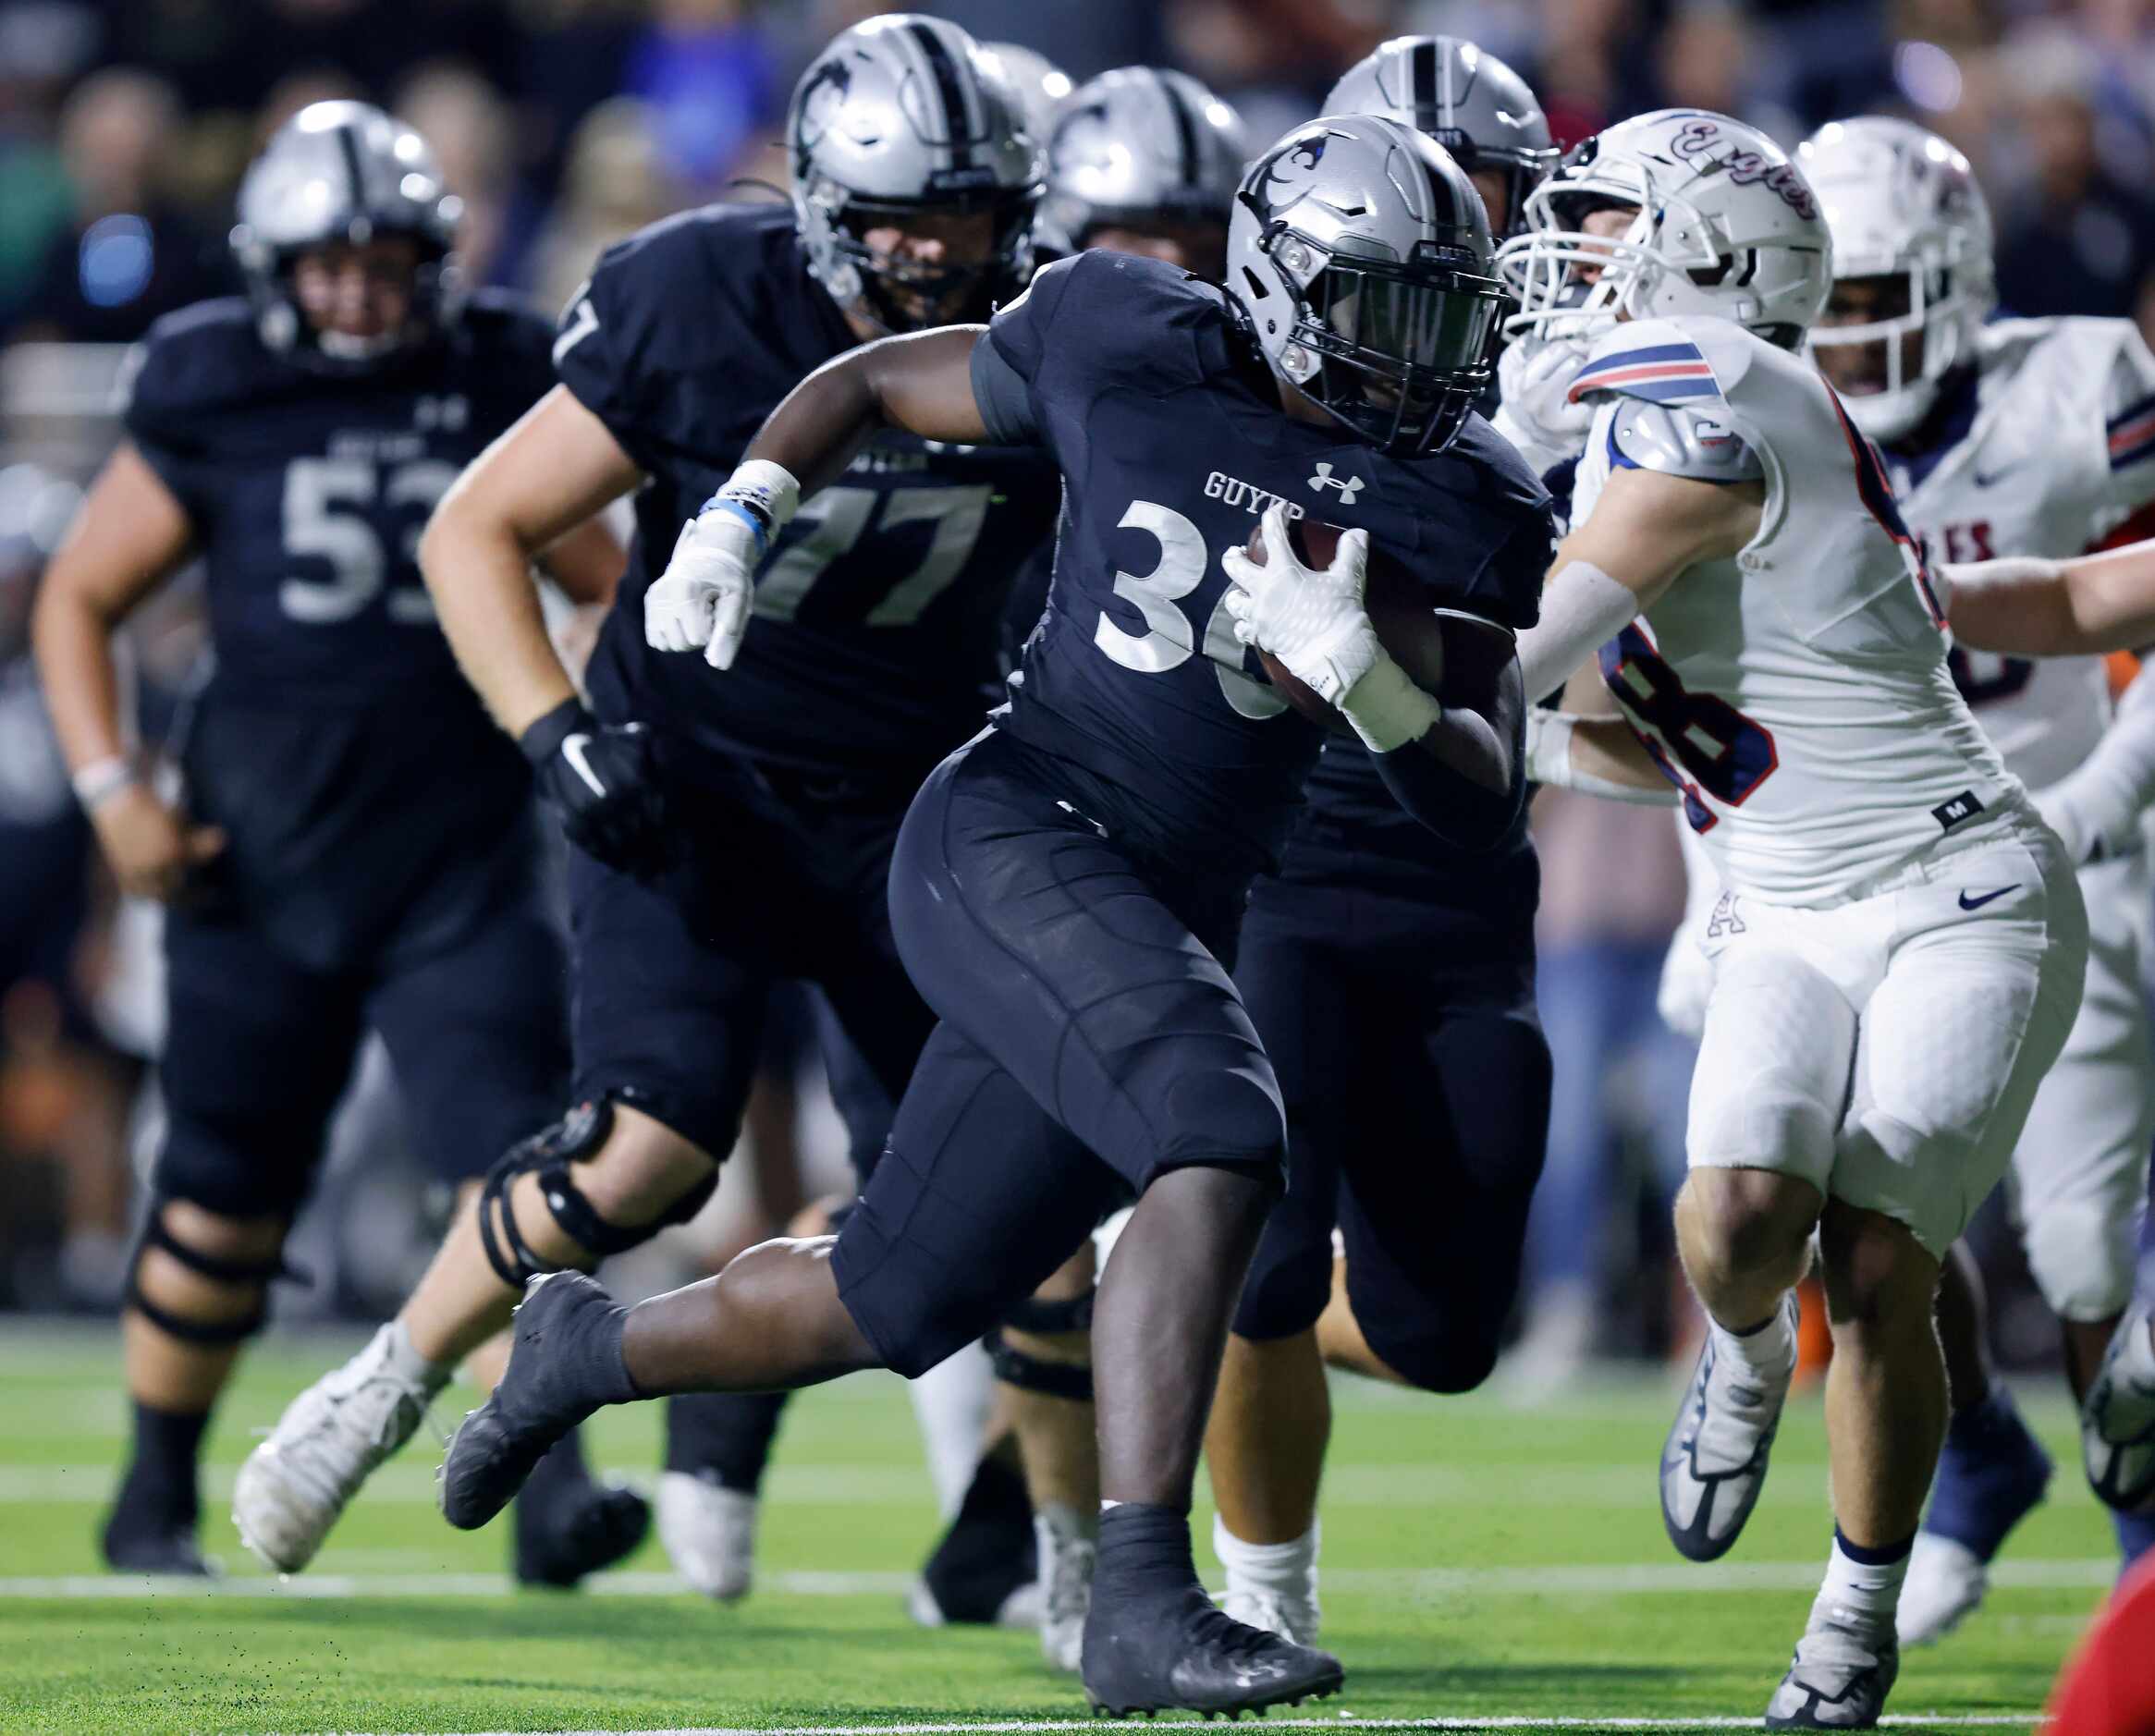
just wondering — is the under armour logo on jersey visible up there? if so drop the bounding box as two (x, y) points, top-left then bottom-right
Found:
(1706, 891), (1745, 938)
(1308, 462), (1364, 504)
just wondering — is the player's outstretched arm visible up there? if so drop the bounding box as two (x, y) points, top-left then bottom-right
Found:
(1515, 465), (1764, 705)
(31, 441), (227, 901)
(420, 384), (642, 734)
(645, 327), (992, 670)
(1944, 539), (2155, 659)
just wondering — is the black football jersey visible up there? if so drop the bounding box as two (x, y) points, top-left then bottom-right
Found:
(123, 291), (555, 709)
(121, 294), (557, 969)
(974, 250), (1549, 877)
(556, 202), (1063, 781)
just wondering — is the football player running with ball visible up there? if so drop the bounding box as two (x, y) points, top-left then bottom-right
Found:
(436, 114), (1549, 1718)
(233, 18), (1061, 1595)
(1506, 109), (2155, 1728)
(32, 103), (636, 1583)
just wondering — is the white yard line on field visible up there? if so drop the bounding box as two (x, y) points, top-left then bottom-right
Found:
(0, 1559), (2115, 1600)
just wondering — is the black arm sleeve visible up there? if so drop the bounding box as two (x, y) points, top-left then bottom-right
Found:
(1371, 690), (1527, 851)
(969, 333), (1042, 446)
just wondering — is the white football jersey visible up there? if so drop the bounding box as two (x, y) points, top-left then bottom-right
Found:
(1884, 317), (2155, 791)
(1568, 315), (2020, 908)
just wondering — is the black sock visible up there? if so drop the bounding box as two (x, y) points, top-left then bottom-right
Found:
(664, 1390), (789, 1492)
(1094, 1502), (1202, 1605)
(1833, 1524), (1916, 1567)
(116, 1402), (209, 1522)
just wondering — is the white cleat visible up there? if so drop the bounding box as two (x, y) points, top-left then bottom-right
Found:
(1220, 1585), (1321, 1647)
(1765, 1609), (1899, 1729)
(1036, 1508), (1096, 1674)
(1661, 1291), (1799, 1562)
(2083, 1309), (2155, 1511)
(655, 1472), (757, 1601)
(1894, 1534), (1987, 1646)
(231, 1325), (438, 1573)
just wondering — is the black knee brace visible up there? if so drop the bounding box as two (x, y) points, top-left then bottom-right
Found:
(125, 1204), (293, 1345)
(476, 1099), (720, 1289)
(985, 1290), (1096, 1402)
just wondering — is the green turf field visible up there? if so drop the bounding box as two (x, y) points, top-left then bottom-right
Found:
(0, 1323), (2113, 1733)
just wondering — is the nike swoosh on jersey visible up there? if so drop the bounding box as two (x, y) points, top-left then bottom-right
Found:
(1957, 885), (2020, 911)
(562, 733), (607, 798)
(1972, 463), (2025, 487)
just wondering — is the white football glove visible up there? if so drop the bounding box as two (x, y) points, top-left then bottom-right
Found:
(1221, 504), (1441, 753)
(1493, 332), (1596, 475)
(643, 460), (802, 670)
(644, 508), (759, 668)
(1220, 504), (1378, 703)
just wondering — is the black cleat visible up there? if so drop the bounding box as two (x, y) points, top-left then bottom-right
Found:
(102, 1473), (214, 1578)
(1082, 1583), (1343, 1718)
(909, 1446), (1039, 1628)
(101, 1516), (215, 1577)
(512, 1450), (652, 1588)
(440, 1271), (631, 1532)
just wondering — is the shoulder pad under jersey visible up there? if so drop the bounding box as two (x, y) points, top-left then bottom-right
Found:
(1566, 316), (1757, 412)
(1606, 397), (1762, 483)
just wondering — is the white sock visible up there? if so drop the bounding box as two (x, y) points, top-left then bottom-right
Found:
(906, 1340), (997, 1518)
(1709, 1297), (1797, 1385)
(1212, 1513), (1318, 1599)
(1815, 1532), (1910, 1636)
(379, 1319), (452, 1397)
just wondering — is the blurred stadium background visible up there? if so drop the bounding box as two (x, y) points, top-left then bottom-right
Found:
(3, 0), (2154, 1389)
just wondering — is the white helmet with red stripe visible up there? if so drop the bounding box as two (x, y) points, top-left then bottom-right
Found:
(1796, 116), (1995, 442)
(1495, 108), (1831, 351)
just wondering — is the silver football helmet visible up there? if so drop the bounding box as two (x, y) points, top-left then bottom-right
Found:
(1038, 67), (1246, 257)
(980, 42), (1071, 151)
(1496, 109), (1831, 350)
(229, 100), (463, 371)
(1226, 115), (1505, 455)
(789, 14), (1043, 334)
(1322, 36), (1554, 235)
(1799, 116), (1995, 442)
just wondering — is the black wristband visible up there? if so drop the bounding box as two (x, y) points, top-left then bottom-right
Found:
(518, 697), (592, 766)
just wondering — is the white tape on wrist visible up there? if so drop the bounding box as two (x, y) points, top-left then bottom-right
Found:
(1341, 654), (1442, 754)
(702, 459), (802, 556)
(72, 756), (137, 811)
(1515, 558), (1641, 704)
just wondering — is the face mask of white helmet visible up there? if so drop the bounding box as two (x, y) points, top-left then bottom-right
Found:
(1495, 109), (1831, 355)
(1797, 116), (1995, 444)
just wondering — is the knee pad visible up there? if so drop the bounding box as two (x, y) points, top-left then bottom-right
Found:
(476, 1098), (719, 1289)
(126, 1201), (291, 1346)
(2023, 1197), (2136, 1323)
(985, 1328), (1094, 1402)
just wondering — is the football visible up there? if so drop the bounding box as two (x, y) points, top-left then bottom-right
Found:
(1242, 516), (1453, 733)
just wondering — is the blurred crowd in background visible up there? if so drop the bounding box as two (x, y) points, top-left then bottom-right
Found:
(4, 0), (2154, 1389)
